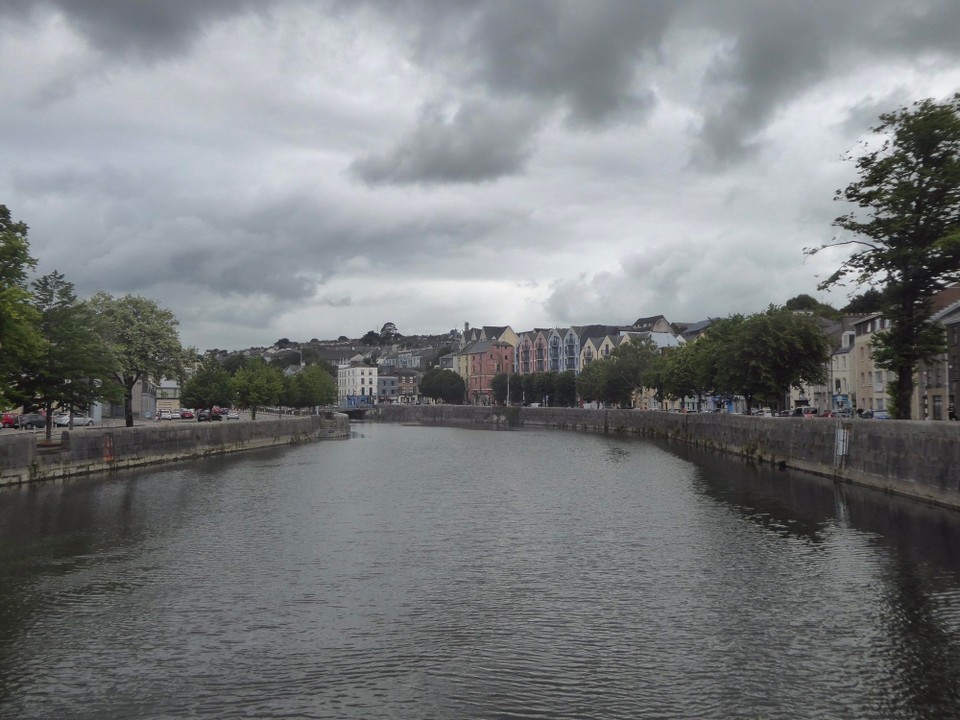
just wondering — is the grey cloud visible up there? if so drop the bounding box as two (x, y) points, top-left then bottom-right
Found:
(350, 99), (539, 185)
(457, 1), (668, 127)
(14, 165), (147, 200)
(1, 0), (273, 61)
(318, 295), (352, 308)
(691, 0), (960, 165)
(396, 1), (670, 128)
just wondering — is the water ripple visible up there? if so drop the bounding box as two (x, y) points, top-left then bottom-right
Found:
(1, 425), (959, 719)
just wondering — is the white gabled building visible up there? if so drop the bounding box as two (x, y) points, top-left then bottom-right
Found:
(338, 362), (378, 407)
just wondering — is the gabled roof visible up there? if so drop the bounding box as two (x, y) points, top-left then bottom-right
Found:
(631, 315), (669, 331)
(933, 297), (960, 323)
(482, 326), (508, 341)
(572, 324), (624, 343)
(619, 330), (683, 349)
(852, 312), (883, 329)
(676, 318), (714, 339)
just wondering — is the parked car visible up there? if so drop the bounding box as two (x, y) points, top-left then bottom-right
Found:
(53, 414), (94, 427)
(179, 409), (195, 419)
(15, 413), (46, 429)
(197, 410), (222, 422)
(170, 410), (181, 420)
(2, 412), (18, 428)
(226, 410), (240, 420)
(158, 410), (172, 420)
(860, 410), (891, 419)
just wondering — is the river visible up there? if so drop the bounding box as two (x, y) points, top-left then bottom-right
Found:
(1, 422), (959, 719)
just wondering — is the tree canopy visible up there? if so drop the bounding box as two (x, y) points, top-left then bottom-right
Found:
(233, 357), (283, 420)
(0, 205), (42, 408)
(88, 292), (186, 427)
(420, 369), (465, 404)
(810, 94), (960, 418)
(282, 364), (338, 410)
(785, 293), (840, 320)
(703, 308), (830, 411)
(20, 272), (115, 438)
(181, 357), (236, 411)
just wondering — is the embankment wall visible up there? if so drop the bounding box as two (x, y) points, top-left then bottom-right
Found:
(373, 405), (960, 510)
(0, 414), (350, 486)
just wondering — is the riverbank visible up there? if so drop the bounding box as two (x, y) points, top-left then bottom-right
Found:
(0, 413), (350, 486)
(373, 405), (960, 510)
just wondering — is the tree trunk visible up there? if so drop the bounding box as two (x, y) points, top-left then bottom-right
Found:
(44, 401), (54, 441)
(895, 365), (915, 420)
(124, 387), (135, 427)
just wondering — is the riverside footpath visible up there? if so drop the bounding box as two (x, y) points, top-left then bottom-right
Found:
(374, 405), (960, 511)
(0, 413), (350, 486)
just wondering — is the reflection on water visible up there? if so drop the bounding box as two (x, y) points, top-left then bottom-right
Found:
(1, 424), (959, 719)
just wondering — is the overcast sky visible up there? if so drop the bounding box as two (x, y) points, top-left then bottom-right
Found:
(3, 1), (959, 351)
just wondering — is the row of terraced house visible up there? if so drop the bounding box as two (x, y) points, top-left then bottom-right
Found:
(340, 290), (960, 419)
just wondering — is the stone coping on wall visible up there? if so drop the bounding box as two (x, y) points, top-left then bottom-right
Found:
(0, 413), (350, 486)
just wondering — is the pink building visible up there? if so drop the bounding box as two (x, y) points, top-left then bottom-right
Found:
(466, 340), (515, 405)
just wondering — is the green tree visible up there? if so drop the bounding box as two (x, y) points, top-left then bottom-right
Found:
(420, 369), (465, 404)
(606, 337), (659, 407)
(660, 339), (714, 410)
(810, 95), (960, 418)
(532, 372), (555, 405)
(380, 322), (400, 343)
(221, 353), (247, 375)
(282, 364), (337, 411)
(181, 357), (235, 411)
(0, 205), (42, 407)
(709, 308), (830, 412)
(89, 293), (186, 427)
(232, 357), (283, 420)
(785, 293), (840, 320)
(19, 272), (115, 439)
(841, 287), (885, 314)
(553, 371), (578, 407)
(491, 372), (509, 405)
(576, 361), (607, 404)
(508, 373), (524, 404)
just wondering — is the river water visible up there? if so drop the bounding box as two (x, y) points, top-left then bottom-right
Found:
(1, 422), (959, 719)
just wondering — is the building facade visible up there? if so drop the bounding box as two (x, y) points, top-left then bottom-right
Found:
(338, 362), (378, 406)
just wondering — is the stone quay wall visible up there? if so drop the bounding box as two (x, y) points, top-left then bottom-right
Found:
(0, 414), (350, 486)
(373, 404), (960, 510)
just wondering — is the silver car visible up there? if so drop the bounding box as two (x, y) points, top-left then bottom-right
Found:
(53, 414), (95, 427)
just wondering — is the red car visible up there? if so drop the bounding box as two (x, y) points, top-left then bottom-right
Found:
(179, 409), (195, 419)
(2, 412), (18, 428)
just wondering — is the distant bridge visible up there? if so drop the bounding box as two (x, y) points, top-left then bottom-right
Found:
(334, 406), (372, 420)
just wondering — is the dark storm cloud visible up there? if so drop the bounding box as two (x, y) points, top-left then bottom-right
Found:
(691, 0), (960, 164)
(4, 0), (960, 348)
(0, 0), (271, 60)
(400, 1), (670, 127)
(350, 100), (539, 185)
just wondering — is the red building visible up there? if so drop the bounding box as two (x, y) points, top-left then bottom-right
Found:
(465, 340), (515, 405)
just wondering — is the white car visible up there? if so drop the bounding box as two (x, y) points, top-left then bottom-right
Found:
(53, 414), (94, 427)
(226, 410), (240, 420)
